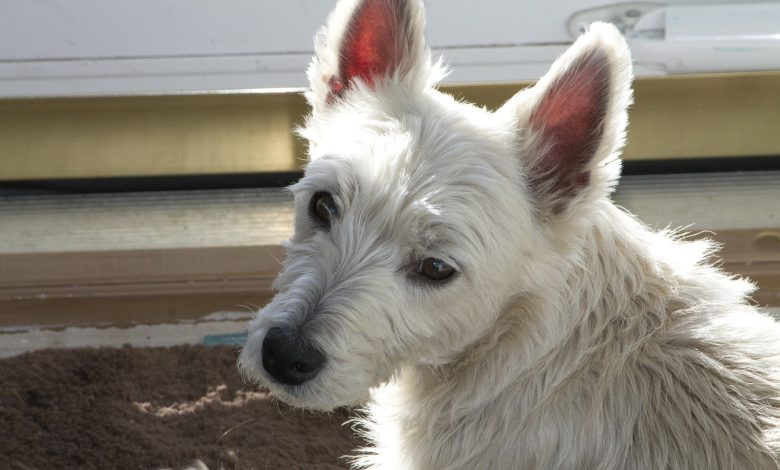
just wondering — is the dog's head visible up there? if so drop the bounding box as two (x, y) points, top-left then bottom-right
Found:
(239, 0), (633, 410)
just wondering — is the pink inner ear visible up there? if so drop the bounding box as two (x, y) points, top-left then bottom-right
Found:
(335, 0), (405, 94)
(530, 53), (609, 196)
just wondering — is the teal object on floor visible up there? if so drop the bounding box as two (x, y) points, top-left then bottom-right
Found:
(202, 331), (248, 347)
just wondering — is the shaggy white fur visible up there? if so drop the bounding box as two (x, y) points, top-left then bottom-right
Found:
(239, 1), (780, 468)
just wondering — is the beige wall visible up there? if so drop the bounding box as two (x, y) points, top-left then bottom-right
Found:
(1, 72), (778, 181)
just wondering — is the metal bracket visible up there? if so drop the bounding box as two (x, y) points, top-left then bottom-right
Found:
(567, 2), (664, 39)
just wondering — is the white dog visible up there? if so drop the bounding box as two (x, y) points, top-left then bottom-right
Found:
(239, 0), (780, 468)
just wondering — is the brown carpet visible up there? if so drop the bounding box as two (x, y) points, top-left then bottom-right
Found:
(0, 345), (362, 470)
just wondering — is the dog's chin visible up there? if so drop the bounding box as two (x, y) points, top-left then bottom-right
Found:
(265, 380), (362, 411)
(246, 370), (372, 412)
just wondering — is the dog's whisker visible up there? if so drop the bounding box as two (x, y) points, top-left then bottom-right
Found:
(265, 248), (284, 267)
(236, 304), (260, 314)
(218, 418), (258, 442)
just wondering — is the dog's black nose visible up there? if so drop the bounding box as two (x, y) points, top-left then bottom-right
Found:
(261, 327), (325, 385)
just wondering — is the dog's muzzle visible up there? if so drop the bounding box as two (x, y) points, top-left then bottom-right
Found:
(261, 327), (326, 385)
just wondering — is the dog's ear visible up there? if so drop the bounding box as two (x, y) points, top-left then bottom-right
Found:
(306, 0), (433, 112)
(500, 23), (633, 218)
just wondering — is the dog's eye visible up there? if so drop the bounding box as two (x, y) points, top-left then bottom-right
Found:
(309, 192), (337, 228)
(416, 258), (456, 282)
